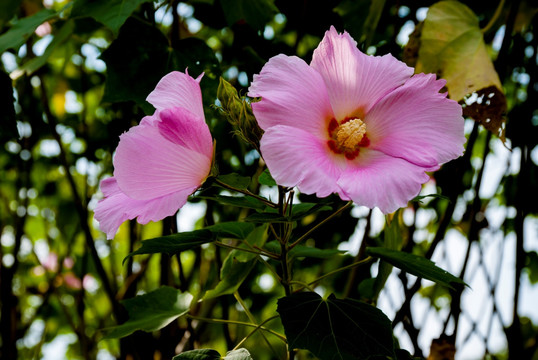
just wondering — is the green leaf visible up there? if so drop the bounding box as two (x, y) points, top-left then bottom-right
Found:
(216, 173), (251, 190)
(71, 0), (154, 35)
(172, 349), (221, 360)
(224, 348), (253, 360)
(366, 247), (466, 289)
(265, 241), (346, 259)
(124, 222), (254, 262)
(0, 8), (57, 53)
(370, 215), (403, 300)
(124, 229), (214, 262)
(277, 292), (395, 359)
(207, 222), (256, 239)
(19, 20), (74, 75)
(104, 286), (191, 339)
(198, 194), (267, 210)
(220, 0), (278, 31)
(204, 225), (267, 299)
(289, 203), (332, 221)
(258, 169), (276, 186)
(0, 0), (21, 29)
(525, 251), (538, 284)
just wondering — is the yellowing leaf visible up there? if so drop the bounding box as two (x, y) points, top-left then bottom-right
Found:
(416, 1), (507, 140)
(416, 1), (502, 101)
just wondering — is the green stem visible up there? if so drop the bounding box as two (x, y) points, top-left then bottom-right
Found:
(233, 315), (281, 350)
(308, 257), (374, 288)
(289, 201), (353, 249)
(481, 0), (506, 34)
(214, 178), (278, 208)
(214, 241), (280, 260)
(234, 292), (279, 356)
(186, 315), (287, 343)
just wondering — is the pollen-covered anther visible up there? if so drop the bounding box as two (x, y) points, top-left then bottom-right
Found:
(335, 118), (366, 152)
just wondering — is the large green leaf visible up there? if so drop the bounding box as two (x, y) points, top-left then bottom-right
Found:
(371, 215), (402, 300)
(366, 247), (466, 289)
(204, 225), (268, 299)
(277, 292), (394, 359)
(216, 173), (251, 190)
(0, 8), (57, 53)
(220, 0), (277, 31)
(124, 222), (254, 262)
(104, 286), (191, 339)
(0, 0), (21, 29)
(258, 169), (276, 186)
(71, 0), (154, 35)
(224, 349), (253, 360)
(264, 241), (345, 259)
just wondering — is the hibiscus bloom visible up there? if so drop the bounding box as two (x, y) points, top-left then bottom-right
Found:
(95, 71), (213, 239)
(248, 26), (465, 213)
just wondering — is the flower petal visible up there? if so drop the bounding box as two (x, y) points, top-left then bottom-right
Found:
(95, 177), (193, 239)
(260, 125), (343, 197)
(158, 107), (213, 159)
(113, 116), (212, 200)
(365, 73), (466, 168)
(146, 71), (205, 120)
(310, 26), (414, 120)
(248, 54), (334, 138)
(337, 150), (430, 213)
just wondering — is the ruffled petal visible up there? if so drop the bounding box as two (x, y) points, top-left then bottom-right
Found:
(248, 54), (334, 138)
(260, 125), (343, 197)
(310, 26), (414, 120)
(365, 73), (466, 168)
(113, 116), (212, 200)
(146, 71), (205, 120)
(95, 177), (194, 239)
(337, 150), (430, 213)
(157, 107), (213, 159)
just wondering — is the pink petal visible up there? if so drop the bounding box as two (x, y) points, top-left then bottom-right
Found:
(146, 71), (205, 120)
(158, 107), (213, 159)
(260, 125), (343, 197)
(113, 115), (212, 200)
(337, 150), (430, 213)
(95, 178), (193, 239)
(248, 54), (334, 138)
(310, 26), (414, 120)
(365, 73), (466, 168)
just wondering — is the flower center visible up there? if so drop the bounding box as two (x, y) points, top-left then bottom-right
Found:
(327, 118), (370, 160)
(335, 118), (366, 153)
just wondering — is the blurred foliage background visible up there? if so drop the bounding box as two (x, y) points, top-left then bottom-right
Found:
(1, 0), (537, 359)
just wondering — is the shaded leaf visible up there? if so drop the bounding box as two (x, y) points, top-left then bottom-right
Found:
(265, 241), (345, 259)
(371, 215), (402, 300)
(417, 1), (503, 100)
(220, 0), (277, 31)
(199, 194), (267, 210)
(104, 286), (191, 339)
(277, 292), (394, 359)
(258, 169), (276, 186)
(172, 349), (221, 360)
(0, 0), (21, 29)
(412, 193), (450, 203)
(71, 0), (153, 35)
(216, 173), (251, 190)
(366, 247), (466, 289)
(124, 222), (253, 262)
(244, 212), (288, 223)
(204, 225), (268, 299)
(0, 8), (57, 53)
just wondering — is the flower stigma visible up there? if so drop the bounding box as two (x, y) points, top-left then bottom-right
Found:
(327, 118), (369, 159)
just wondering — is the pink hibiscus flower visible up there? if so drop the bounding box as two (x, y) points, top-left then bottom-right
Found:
(248, 26), (466, 213)
(95, 71), (213, 239)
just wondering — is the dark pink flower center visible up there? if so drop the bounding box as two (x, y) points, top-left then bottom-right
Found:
(327, 118), (370, 160)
